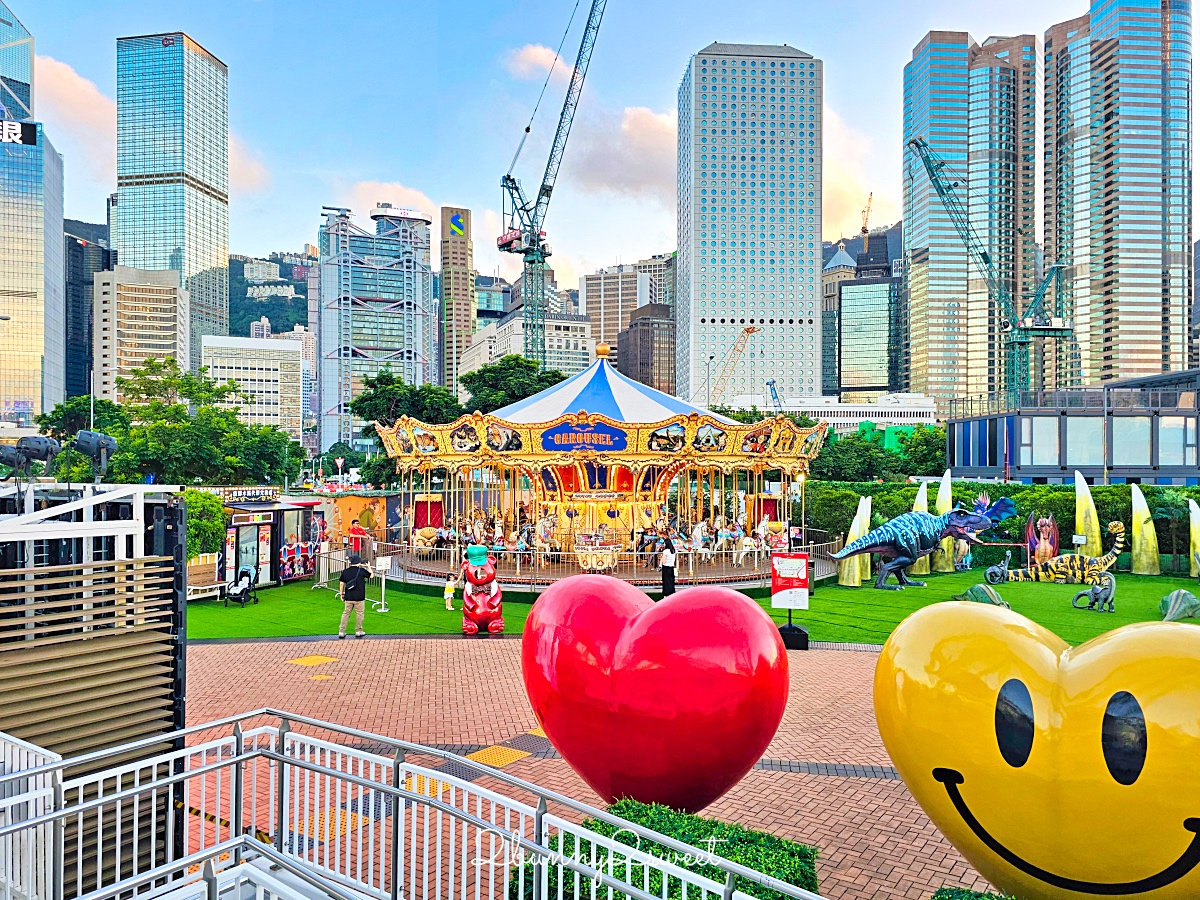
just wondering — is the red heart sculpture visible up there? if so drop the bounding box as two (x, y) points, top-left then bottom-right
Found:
(521, 575), (789, 812)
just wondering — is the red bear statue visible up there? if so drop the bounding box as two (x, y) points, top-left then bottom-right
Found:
(461, 544), (504, 635)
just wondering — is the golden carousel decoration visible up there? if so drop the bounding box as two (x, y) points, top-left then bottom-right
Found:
(376, 345), (827, 573)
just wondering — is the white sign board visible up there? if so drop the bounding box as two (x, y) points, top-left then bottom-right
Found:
(770, 553), (810, 610)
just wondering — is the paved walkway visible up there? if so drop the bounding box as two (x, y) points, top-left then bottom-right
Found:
(186, 638), (993, 900)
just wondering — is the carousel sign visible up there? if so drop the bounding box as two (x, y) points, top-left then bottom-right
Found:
(541, 420), (628, 452)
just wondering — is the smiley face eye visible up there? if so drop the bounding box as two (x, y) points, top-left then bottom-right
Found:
(995, 678), (1035, 767)
(1101, 691), (1147, 785)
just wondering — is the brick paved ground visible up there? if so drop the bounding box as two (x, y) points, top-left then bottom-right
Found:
(186, 638), (993, 899)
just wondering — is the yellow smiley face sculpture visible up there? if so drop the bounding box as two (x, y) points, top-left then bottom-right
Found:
(875, 603), (1200, 900)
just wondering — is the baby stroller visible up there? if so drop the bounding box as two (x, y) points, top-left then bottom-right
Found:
(225, 566), (260, 607)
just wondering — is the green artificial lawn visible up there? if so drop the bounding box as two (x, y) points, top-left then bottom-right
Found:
(187, 570), (1200, 646)
(747, 569), (1200, 646)
(186, 578), (535, 639)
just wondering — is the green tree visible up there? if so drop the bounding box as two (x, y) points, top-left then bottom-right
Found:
(787, 411), (819, 428)
(810, 433), (903, 482)
(349, 368), (464, 427)
(36, 395), (131, 442)
(323, 441), (366, 471)
(358, 454), (400, 488)
(710, 405), (766, 424)
(116, 356), (241, 421)
(458, 355), (567, 414)
(896, 424), (947, 476)
(183, 488), (227, 555)
(110, 406), (303, 486)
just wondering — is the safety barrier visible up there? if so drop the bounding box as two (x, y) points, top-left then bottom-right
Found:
(0, 711), (827, 900)
(0, 730), (61, 900)
(343, 541), (842, 591)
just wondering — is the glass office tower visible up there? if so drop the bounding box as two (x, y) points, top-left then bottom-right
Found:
(903, 32), (1040, 409)
(0, 0), (31, 121)
(1045, 0), (1192, 381)
(677, 42), (823, 404)
(0, 2), (64, 425)
(115, 33), (228, 371)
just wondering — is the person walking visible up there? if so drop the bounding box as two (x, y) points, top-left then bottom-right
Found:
(338, 554), (371, 639)
(659, 535), (677, 597)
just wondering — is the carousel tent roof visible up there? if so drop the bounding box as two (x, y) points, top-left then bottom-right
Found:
(491, 350), (736, 426)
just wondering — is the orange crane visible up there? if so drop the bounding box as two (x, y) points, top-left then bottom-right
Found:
(860, 192), (873, 253)
(708, 326), (760, 406)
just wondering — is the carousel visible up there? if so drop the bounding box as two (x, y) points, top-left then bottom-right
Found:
(375, 345), (827, 578)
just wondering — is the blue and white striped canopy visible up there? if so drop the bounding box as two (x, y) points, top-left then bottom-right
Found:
(492, 356), (735, 425)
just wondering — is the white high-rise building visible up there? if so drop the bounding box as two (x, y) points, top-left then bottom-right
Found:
(677, 42), (823, 404)
(93, 267), (190, 403)
(201, 335), (304, 440)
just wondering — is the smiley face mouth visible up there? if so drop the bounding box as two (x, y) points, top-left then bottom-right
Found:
(933, 768), (1200, 895)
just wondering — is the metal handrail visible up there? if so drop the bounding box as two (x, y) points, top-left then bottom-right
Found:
(262, 711), (826, 899)
(1, 710), (828, 900)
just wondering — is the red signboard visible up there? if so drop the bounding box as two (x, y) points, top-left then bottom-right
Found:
(770, 552), (810, 610)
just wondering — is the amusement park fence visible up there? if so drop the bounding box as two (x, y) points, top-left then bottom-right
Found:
(0, 711), (827, 900)
(315, 540), (842, 593)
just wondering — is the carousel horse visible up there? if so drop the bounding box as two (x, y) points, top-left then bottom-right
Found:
(713, 518), (742, 555)
(690, 520), (714, 564)
(733, 533), (766, 568)
(534, 514), (561, 567)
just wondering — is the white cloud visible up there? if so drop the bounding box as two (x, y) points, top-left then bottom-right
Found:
(35, 54), (270, 219)
(505, 44), (564, 81)
(230, 135), (271, 194)
(567, 106), (676, 209)
(822, 106), (900, 241)
(35, 55), (116, 189)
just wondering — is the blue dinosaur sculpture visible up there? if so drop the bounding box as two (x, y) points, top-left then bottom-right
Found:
(830, 498), (1015, 590)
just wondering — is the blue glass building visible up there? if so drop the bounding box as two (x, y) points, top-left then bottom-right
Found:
(0, 2), (64, 426)
(903, 32), (1040, 409)
(114, 33), (228, 371)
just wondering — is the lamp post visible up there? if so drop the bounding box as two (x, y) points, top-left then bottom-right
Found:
(705, 355), (715, 407)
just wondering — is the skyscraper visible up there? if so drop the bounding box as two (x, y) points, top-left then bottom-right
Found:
(439, 207), (475, 390)
(677, 43), (823, 404)
(64, 221), (114, 398)
(0, 2), (64, 426)
(1045, 1), (1192, 382)
(632, 253), (677, 308)
(114, 32), (229, 372)
(0, 0), (31, 122)
(93, 267), (190, 403)
(579, 265), (652, 352)
(318, 205), (435, 451)
(902, 32), (1040, 408)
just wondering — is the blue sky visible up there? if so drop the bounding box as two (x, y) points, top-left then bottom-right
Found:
(28, 0), (1169, 286)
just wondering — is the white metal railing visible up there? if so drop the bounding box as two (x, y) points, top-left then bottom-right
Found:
(356, 542), (841, 590)
(0, 730), (61, 900)
(0, 711), (826, 900)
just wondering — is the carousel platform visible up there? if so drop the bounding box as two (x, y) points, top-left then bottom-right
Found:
(370, 542), (840, 591)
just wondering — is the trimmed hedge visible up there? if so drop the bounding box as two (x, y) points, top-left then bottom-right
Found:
(509, 800), (819, 900)
(930, 891), (1012, 900)
(803, 480), (1199, 572)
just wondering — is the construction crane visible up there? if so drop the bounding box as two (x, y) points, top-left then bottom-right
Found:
(498, 0), (607, 366)
(766, 379), (784, 415)
(860, 192), (873, 254)
(709, 326), (760, 406)
(908, 137), (1074, 393)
